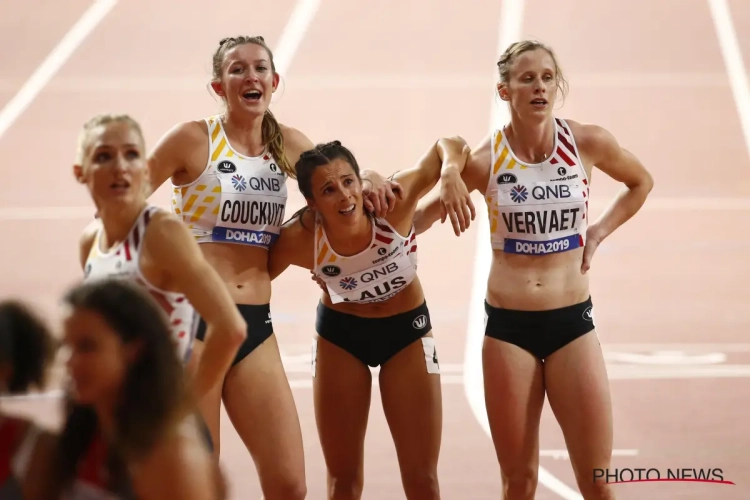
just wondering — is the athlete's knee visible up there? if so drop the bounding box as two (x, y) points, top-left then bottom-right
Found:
(578, 480), (615, 500)
(261, 474), (307, 500)
(401, 469), (440, 500)
(327, 472), (364, 500)
(575, 470), (615, 500)
(500, 467), (538, 500)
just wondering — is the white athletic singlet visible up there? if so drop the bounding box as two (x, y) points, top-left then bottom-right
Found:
(83, 206), (198, 363)
(313, 215), (419, 304)
(486, 118), (589, 256)
(171, 115), (288, 249)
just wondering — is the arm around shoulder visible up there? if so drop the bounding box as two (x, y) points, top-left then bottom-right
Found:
(413, 133), (491, 235)
(268, 211), (314, 281)
(280, 124), (315, 171)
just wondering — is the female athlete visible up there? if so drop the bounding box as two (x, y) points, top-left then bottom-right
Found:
(146, 35), (399, 498)
(75, 114), (247, 410)
(42, 279), (226, 499)
(414, 40), (653, 499)
(0, 300), (56, 500)
(267, 138), (473, 500)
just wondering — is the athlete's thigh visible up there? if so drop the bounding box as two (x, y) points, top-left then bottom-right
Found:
(313, 334), (373, 477)
(221, 333), (305, 480)
(378, 333), (442, 473)
(544, 330), (613, 479)
(482, 336), (545, 472)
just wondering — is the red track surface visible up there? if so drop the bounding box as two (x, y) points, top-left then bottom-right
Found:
(1, 0), (749, 498)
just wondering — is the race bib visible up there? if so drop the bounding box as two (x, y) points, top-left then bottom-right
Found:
(212, 175), (285, 246)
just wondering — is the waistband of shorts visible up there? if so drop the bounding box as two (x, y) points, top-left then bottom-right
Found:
(484, 296), (592, 318)
(317, 300), (428, 322)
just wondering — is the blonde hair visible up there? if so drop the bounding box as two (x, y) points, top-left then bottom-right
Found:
(211, 35), (295, 180)
(74, 114), (151, 197)
(75, 114), (144, 165)
(497, 40), (569, 102)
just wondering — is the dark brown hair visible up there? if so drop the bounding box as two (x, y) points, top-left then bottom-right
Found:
(0, 300), (55, 394)
(44, 279), (190, 497)
(286, 141), (363, 230)
(211, 35), (295, 179)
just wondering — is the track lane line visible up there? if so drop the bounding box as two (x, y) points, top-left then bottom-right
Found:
(707, 0), (750, 159)
(273, 0), (322, 75)
(0, 0), (119, 141)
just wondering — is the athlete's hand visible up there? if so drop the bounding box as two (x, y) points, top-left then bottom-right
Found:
(439, 166), (475, 236)
(362, 174), (403, 218)
(581, 227), (602, 274)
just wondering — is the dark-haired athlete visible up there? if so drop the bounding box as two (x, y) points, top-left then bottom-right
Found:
(268, 138), (473, 500)
(0, 300), (56, 500)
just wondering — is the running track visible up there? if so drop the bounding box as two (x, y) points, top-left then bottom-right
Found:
(1, 0), (749, 498)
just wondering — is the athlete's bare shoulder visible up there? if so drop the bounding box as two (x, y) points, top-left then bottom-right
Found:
(143, 208), (191, 245)
(78, 218), (102, 271)
(149, 119), (211, 187)
(563, 119), (622, 167)
(133, 419), (222, 500)
(279, 124), (314, 167)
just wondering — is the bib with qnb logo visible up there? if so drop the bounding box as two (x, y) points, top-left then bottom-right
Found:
(170, 115), (287, 249)
(313, 216), (418, 304)
(485, 118), (589, 256)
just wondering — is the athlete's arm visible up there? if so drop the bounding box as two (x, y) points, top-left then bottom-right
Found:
(78, 219), (100, 270)
(359, 169), (403, 219)
(144, 213), (246, 400)
(413, 133), (492, 235)
(572, 121), (654, 273)
(281, 124), (315, 170)
(147, 121), (206, 195)
(268, 212), (315, 281)
(133, 430), (224, 500)
(388, 136), (470, 226)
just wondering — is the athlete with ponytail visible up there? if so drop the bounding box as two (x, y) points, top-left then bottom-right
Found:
(147, 35), (400, 499)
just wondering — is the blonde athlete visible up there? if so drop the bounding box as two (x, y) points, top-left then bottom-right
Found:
(147, 36), (399, 499)
(415, 40), (653, 499)
(75, 114), (246, 416)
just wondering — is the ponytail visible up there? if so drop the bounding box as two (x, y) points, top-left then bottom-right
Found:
(262, 110), (295, 179)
